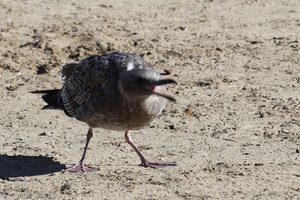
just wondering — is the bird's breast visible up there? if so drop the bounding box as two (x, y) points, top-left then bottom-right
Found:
(80, 95), (166, 131)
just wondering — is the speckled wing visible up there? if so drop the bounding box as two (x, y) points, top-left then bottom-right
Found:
(60, 56), (111, 117)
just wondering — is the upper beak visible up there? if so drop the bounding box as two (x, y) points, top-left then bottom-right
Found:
(155, 79), (177, 86)
(150, 78), (177, 102)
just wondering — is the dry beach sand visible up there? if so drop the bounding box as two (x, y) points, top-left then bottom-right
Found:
(0, 0), (300, 199)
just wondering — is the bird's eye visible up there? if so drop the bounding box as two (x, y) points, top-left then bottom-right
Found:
(136, 77), (143, 84)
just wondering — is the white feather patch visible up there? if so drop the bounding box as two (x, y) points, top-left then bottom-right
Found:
(127, 62), (134, 71)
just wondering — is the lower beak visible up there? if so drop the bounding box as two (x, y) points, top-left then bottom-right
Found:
(152, 90), (176, 102)
(151, 78), (177, 102)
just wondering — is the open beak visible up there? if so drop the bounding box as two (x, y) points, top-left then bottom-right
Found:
(150, 78), (177, 102)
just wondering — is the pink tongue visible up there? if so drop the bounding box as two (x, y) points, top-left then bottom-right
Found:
(151, 86), (176, 102)
(150, 85), (156, 91)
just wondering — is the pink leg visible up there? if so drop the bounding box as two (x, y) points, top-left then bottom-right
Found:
(66, 128), (99, 172)
(124, 131), (176, 168)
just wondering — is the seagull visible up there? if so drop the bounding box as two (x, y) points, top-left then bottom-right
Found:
(32, 52), (177, 172)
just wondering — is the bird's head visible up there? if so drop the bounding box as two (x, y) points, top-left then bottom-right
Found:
(119, 67), (177, 102)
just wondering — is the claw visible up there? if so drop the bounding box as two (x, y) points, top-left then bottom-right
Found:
(65, 162), (99, 173)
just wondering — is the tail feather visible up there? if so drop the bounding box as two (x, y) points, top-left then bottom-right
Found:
(31, 89), (61, 109)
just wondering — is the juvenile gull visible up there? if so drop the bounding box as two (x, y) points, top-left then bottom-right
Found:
(32, 52), (177, 172)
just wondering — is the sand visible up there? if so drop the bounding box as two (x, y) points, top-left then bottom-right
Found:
(0, 0), (299, 199)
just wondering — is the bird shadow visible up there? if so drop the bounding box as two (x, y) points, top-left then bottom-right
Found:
(0, 155), (66, 179)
